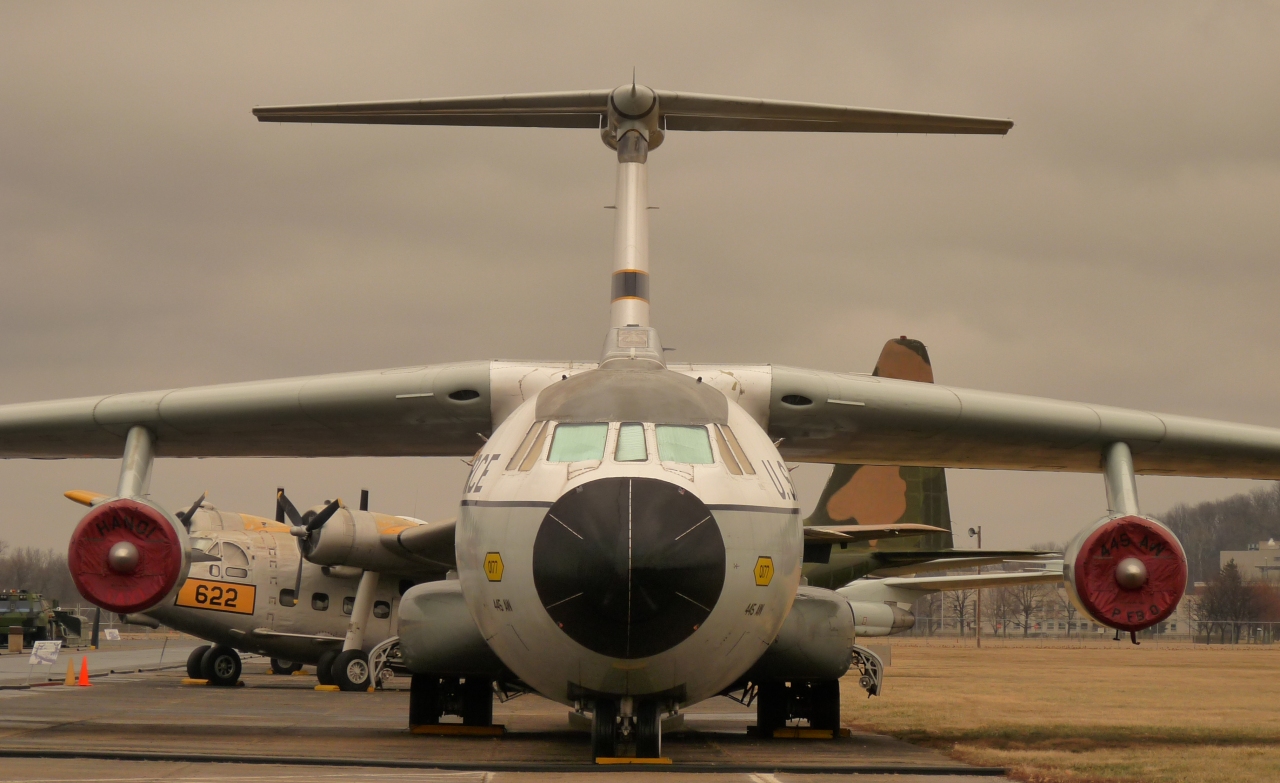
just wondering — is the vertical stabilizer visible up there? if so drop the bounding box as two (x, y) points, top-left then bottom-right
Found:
(803, 337), (953, 551)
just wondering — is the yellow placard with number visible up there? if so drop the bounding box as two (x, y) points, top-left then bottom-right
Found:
(754, 556), (774, 586)
(175, 578), (256, 615)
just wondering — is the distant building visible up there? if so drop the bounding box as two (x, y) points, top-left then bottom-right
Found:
(1221, 539), (1280, 583)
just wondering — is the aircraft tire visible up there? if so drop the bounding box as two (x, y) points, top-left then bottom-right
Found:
(409, 674), (442, 727)
(635, 699), (661, 758)
(187, 645), (211, 679)
(316, 649), (339, 685)
(590, 698), (619, 759)
(756, 681), (787, 737)
(201, 645), (241, 687)
(461, 677), (493, 726)
(269, 658), (302, 675)
(809, 679), (841, 731)
(332, 649), (372, 692)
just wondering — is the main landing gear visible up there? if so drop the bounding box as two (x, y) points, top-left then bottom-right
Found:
(269, 657), (303, 675)
(589, 697), (665, 759)
(409, 674), (495, 727)
(755, 679), (841, 736)
(186, 644), (241, 687)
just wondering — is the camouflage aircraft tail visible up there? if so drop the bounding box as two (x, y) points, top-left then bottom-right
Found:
(803, 337), (954, 551)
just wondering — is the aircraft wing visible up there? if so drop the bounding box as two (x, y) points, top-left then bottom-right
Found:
(802, 523), (948, 543)
(769, 366), (1280, 479)
(877, 569), (1063, 592)
(0, 361), (495, 458)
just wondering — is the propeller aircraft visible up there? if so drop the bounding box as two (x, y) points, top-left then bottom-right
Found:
(3, 81), (1273, 758)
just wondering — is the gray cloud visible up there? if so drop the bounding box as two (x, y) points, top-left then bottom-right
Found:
(1, 2), (1278, 551)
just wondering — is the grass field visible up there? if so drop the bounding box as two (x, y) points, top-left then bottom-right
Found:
(841, 638), (1280, 782)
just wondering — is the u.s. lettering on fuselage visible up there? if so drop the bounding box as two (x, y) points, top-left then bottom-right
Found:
(761, 460), (796, 501)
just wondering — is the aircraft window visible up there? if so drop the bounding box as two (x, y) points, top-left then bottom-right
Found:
(342, 596), (355, 615)
(207, 543), (222, 558)
(656, 425), (714, 464)
(279, 589), (297, 607)
(615, 423), (648, 462)
(221, 543), (250, 567)
(191, 538), (214, 552)
(718, 425), (755, 475)
(507, 422), (544, 471)
(312, 593), (329, 611)
(209, 565), (220, 577)
(713, 425), (742, 475)
(519, 421), (551, 471)
(548, 423), (608, 462)
(225, 567), (248, 579)
(373, 601), (391, 619)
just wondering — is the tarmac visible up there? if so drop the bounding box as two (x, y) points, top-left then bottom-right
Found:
(0, 643), (1008, 781)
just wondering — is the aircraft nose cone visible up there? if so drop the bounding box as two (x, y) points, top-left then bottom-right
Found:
(610, 83), (657, 120)
(532, 477), (725, 659)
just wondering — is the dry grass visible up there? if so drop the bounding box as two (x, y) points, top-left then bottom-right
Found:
(842, 638), (1280, 782)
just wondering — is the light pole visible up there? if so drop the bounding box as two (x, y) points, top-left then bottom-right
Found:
(968, 526), (982, 648)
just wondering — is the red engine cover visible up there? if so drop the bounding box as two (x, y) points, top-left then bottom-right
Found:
(67, 499), (186, 615)
(1072, 515), (1187, 632)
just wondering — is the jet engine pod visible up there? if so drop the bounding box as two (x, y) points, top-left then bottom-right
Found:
(1064, 514), (1187, 633)
(532, 477), (726, 659)
(67, 497), (190, 615)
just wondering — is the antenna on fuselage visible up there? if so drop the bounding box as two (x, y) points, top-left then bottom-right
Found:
(253, 87), (1011, 330)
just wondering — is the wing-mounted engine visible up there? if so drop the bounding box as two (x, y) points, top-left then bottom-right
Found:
(68, 496), (191, 614)
(279, 490), (454, 578)
(1064, 513), (1187, 633)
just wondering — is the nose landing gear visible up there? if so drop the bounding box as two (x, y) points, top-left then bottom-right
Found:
(590, 697), (666, 760)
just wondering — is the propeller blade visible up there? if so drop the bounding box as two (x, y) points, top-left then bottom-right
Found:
(305, 498), (343, 532)
(175, 491), (208, 530)
(276, 489), (305, 527)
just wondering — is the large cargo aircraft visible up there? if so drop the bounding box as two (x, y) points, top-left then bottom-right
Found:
(1, 83), (1259, 758)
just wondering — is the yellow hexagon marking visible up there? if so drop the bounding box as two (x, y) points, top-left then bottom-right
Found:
(754, 556), (774, 587)
(483, 552), (504, 582)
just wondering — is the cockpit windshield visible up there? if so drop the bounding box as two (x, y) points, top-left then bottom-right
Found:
(656, 425), (714, 464)
(548, 423), (608, 462)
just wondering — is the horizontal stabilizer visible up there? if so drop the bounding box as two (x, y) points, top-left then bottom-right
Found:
(803, 522), (949, 543)
(254, 88), (1012, 136)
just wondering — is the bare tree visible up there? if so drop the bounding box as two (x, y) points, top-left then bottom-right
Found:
(985, 586), (1011, 636)
(1008, 582), (1045, 637)
(1052, 586), (1078, 637)
(946, 588), (976, 636)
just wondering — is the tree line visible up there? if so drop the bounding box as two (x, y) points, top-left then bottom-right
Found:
(0, 541), (83, 606)
(1163, 481), (1280, 583)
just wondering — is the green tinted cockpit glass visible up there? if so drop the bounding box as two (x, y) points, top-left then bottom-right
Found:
(548, 423), (608, 462)
(615, 423), (648, 462)
(656, 425), (714, 464)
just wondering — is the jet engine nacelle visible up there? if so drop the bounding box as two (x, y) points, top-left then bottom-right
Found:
(397, 580), (506, 676)
(748, 586), (856, 682)
(67, 497), (190, 615)
(1063, 514), (1188, 633)
(849, 601), (916, 638)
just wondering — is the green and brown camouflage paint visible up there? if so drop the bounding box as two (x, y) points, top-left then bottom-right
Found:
(802, 337), (954, 588)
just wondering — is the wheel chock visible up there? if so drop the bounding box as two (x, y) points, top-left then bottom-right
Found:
(769, 727), (851, 739)
(265, 669), (274, 675)
(595, 758), (673, 765)
(291, 669), (309, 676)
(410, 724), (506, 736)
(181, 678), (209, 686)
(315, 684), (341, 692)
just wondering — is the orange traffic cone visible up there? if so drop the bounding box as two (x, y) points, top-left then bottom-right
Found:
(63, 658), (76, 687)
(77, 657), (92, 687)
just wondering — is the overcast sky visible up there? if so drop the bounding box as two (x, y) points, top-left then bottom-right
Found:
(2, 3), (1279, 552)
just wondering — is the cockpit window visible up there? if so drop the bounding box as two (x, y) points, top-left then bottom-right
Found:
(221, 543), (250, 567)
(713, 425), (742, 475)
(656, 425), (714, 464)
(548, 423), (608, 462)
(717, 424), (755, 475)
(507, 421), (545, 471)
(615, 423), (648, 462)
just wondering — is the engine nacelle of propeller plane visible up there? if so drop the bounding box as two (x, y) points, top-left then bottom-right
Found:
(1063, 514), (1188, 633)
(300, 506), (454, 577)
(67, 497), (191, 615)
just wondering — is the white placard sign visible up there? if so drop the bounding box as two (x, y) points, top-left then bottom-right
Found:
(29, 640), (62, 666)
(103, 629), (121, 641)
